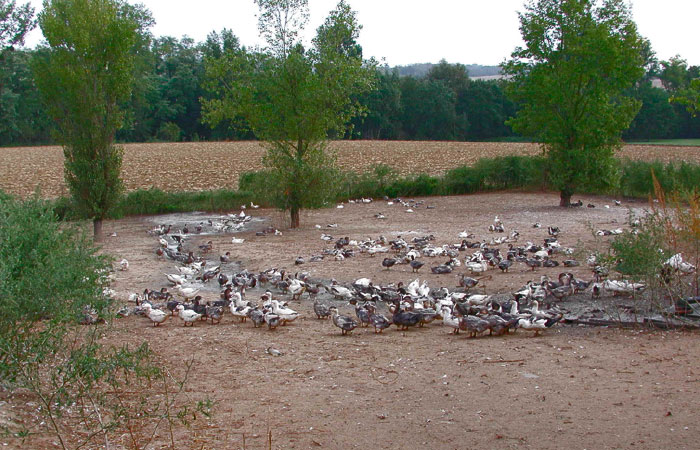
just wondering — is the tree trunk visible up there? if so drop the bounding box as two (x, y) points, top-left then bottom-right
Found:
(93, 218), (103, 241)
(559, 189), (572, 207)
(290, 207), (300, 229)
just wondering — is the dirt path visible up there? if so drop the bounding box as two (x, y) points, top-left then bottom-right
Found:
(6, 191), (699, 449)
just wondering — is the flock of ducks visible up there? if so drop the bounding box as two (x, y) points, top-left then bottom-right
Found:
(126, 196), (696, 338)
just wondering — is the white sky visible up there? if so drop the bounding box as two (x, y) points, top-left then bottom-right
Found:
(23, 0), (700, 67)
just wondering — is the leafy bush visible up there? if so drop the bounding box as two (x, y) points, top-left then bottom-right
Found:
(0, 194), (110, 340)
(605, 178), (699, 313)
(0, 193), (211, 448)
(443, 166), (485, 194)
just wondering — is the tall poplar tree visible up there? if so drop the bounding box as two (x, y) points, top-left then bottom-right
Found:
(33, 0), (152, 238)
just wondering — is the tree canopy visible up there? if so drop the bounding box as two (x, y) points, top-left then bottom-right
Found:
(503, 0), (645, 206)
(33, 0), (152, 238)
(202, 0), (375, 227)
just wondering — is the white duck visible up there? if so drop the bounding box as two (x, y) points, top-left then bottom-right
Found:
(517, 317), (547, 336)
(166, 273), (187, 285)
(143, 304), (168, 327)
(288, 279), (306, 300)
(230, 303), (253, 322)
(177, 266), (199, 276)
(176, 304), (201, 326)
(466, 294), (491, 306)
(466, 260), (488, 274)
(328, 284), (353, 299)
(271, 300), (299, 324)
(119, 259), (129, 271)
(603, 279), (646, 296)
(441, 306), (461, 334)
(177, 285), (201, 300)
(665, 253), (696, 274)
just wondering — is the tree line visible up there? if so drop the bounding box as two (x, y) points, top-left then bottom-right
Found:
(1, 34), (698, 147)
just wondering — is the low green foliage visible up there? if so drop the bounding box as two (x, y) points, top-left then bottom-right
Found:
(116, 188), (254, 216)
(45, 156), (700, 219)
(619, 160), (700, 197)
(0, 192), (213, 448)
(0, 193), (110, 340)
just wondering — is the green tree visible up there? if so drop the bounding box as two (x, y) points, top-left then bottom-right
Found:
(659, 55), (690, 93)
(503, 0), (644, 206)
(202, 0), (375, 227)
(671, 78), (700, 117)
(33, 0), (152, 238)
(0, 1), (35, 138)
(352, 67), (402, 139)
(625, 82), (678, 140)
(399, 76), (465, 140)
(0, 1), (34, 51)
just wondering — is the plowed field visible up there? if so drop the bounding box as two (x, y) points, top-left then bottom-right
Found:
(1, 141), (699, 198)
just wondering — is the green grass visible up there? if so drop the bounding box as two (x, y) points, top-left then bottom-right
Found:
(626, 139), (700, 147)
(45, 156), (700, 220)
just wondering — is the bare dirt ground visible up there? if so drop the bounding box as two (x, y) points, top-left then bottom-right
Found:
(1, 141), (700, 198)
(6, 191), (698, 449)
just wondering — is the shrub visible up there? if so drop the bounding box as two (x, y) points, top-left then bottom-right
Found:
(0, 193), (212, 448)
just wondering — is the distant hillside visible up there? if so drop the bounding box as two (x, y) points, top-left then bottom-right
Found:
(391, 63), (502, 79)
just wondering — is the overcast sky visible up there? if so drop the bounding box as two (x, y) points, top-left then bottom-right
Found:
(23, 0), (700, 67)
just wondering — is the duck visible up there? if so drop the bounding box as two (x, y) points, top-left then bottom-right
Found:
(498, 259), (513, 273)
(271, 300), (299, 324)
(166, 273), (187, 285)
(365, 303), (392, 333)
(459, 314), (490, 338)
(143, 304), (168, 327)
(349, 299), (371, 327)
(329, 306), (359, 335)
(457, 274), (479, 291)
(288, 279), (306, 300)
(306, 283), (322, 298)
(466, 260), (488, 274)
(198, 240), (213, 253)
(118, 259), (129, 271)
(248, 307), (265, 328)
(205, 304), (224, 324)
(264, 310), (281, 330)
(410, 260), (425, 272)
(189, 296), (208, 320)
(177, 285), (201, 300)
(326, 282), (354, 300)
(603, 279), (646, 296)
(231, 303), (253, 322)
(391, 300), (422, 330)
(165, 299), (181, 315)
(382, 257), (397, 270)
(547, 283), (573, 302)
(542, 258), (560, 268)
(525, 258), (542, 271)
(220, 252), (231, 263)
(176, 304), (201, 326)
(201, 265), (221, 283)
(440, 306), (461, 334)
(517, 317), (548, 336)
(431, 264), (453, 274)
(313, 298), (332, 319)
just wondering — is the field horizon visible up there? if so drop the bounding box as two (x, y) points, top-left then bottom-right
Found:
(2, 140), (700, 198)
